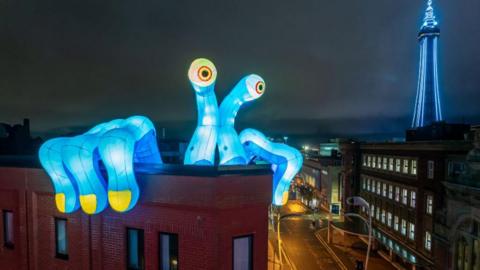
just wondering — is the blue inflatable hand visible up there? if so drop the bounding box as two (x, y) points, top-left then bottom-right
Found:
(39, 116), (162, 214)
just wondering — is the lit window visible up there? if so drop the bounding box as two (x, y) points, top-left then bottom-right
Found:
(376, 207), (380, 220)
(395, 159), (401, 172)
(362, 155), (367, 166)
(395, 187), (400, 202)
(426, 195), (433, 215)
(382, 183), (387, 197)
(428, 160), (435, 179)
(372, 180), (376, 193)
(367, 178), (371, 191)
(3, 211), (14, 249)
(394, 216), (399, 231)
(408, 222), (415, 240)
(411, 160), (417, 175)
(425, 231), (432, 251)
(388, 185), (393, 199)
(372, 157), (376, 168)
(402, 189), (408, 205)
(233, 235), (253, 270)
(403, 159), (409, 174)
(387, 212), (392, 227)
(371, 205), (375, 217)
(410, 191), (416, 208)
(382, 157), (387, 170)
(381, 209), (386, 224)
(389, 158), (394, 171)
(377, 157), (382, 169)
(376, 182), (381, 195)
(55, 218), (68, 260)
(362, 177), (366, 190)
(367, 156), (372, 167)
(127, 228), (145, 270)
(160, 233), (179, 270)
(401, 219), (407, 236)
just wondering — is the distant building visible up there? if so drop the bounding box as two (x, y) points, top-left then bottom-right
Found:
(0, 159), (272, 270)
(0, 119), (42, 155)
(298, 141), (343, 214)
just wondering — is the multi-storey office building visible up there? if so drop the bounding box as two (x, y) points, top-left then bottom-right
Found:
(350, 136), (472, 270)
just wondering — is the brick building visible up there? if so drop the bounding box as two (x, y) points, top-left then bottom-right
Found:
(0, 157), (272, 270)
(340, 124), (474, 270)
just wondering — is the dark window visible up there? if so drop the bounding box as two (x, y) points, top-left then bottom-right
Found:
(233, 235), (253, 270)
(55, 218), (68, 259)
(127, 228), (144, 270)
(159, 233), (179, 270)
(3, 210), (14, 249)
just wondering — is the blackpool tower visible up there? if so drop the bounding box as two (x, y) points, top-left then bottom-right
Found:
(411, 0), (443, 128)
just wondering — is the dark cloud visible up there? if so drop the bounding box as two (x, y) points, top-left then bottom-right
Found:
(0, 0), (479, 138)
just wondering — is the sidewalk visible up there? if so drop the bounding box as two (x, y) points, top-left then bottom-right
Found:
(315, 228), (396, 270)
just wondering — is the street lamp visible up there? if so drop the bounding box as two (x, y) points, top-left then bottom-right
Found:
(346, 196), (372, 270)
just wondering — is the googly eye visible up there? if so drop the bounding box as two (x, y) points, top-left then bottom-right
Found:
(188, 58), (217, 88)
(245, 74), (265, 100)
(198, 66), (213, 82)
(255, 81), (265, 95)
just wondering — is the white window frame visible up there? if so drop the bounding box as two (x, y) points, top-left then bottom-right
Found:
(410, 191), (416, 208)
(403, 159), (409, 174)
(425, 231), (432, 251)
(408, 222), (415, 240)
(401, 219), (407, 236)
(387, 212), (392, 227)
(426, 195), (433, 215)
(394, 216), (399, 231)
(428, 160), (435, 179)
(411, 160), (417, 175)
(402, 189), (408, 205)
(388, 185), (393, 199)
(395, 187), (400, 202)
(395, 159), (401, 172)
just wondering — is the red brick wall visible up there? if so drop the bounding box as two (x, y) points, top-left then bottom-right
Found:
(0, 166), (271, 270)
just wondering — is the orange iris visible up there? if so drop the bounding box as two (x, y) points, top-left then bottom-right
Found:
(255, 81), (265, 95)
(198, 66), (213, 82)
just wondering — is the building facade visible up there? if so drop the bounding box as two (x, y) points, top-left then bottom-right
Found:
(434, 127), (480, 270)
(0, 159), (272, 270)
(355, 138), (471, 269)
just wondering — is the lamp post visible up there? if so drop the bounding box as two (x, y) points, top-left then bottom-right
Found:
(346, 196), (372, 270)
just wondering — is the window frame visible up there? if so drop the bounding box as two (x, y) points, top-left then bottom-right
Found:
(54, 218), (68, 260)
(428, 160), (435, 179)
(127, 227), (145, 270)
(425, 231), (432, 251)
(159, 232), (179, 270)
(232, 234), (254, 270)
(3, 210), (14, 249)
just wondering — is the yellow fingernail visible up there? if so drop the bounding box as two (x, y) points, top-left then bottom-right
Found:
(79, 194), (97, 215)
(55, 193), (66, 213)
(108, 190), (132, 212)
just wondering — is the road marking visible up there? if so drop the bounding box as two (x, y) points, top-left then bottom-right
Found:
(315, 229), (348, 270)
(280, 243), (298, 270)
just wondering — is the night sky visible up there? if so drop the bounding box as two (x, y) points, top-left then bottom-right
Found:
(1, 0), (479, 141)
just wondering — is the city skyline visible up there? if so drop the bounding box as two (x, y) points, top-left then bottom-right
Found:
(1, 0), (479, 139)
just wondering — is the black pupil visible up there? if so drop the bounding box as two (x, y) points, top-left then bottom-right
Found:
(201, 70), (209, 78)
(258, 84), (263, 90)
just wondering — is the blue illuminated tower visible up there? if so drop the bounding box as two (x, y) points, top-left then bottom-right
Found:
(411, 0), (443, 128)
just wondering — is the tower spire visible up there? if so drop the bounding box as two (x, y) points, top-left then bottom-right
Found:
(423, 0), (438, 28)
(411, 0), (442, 128)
